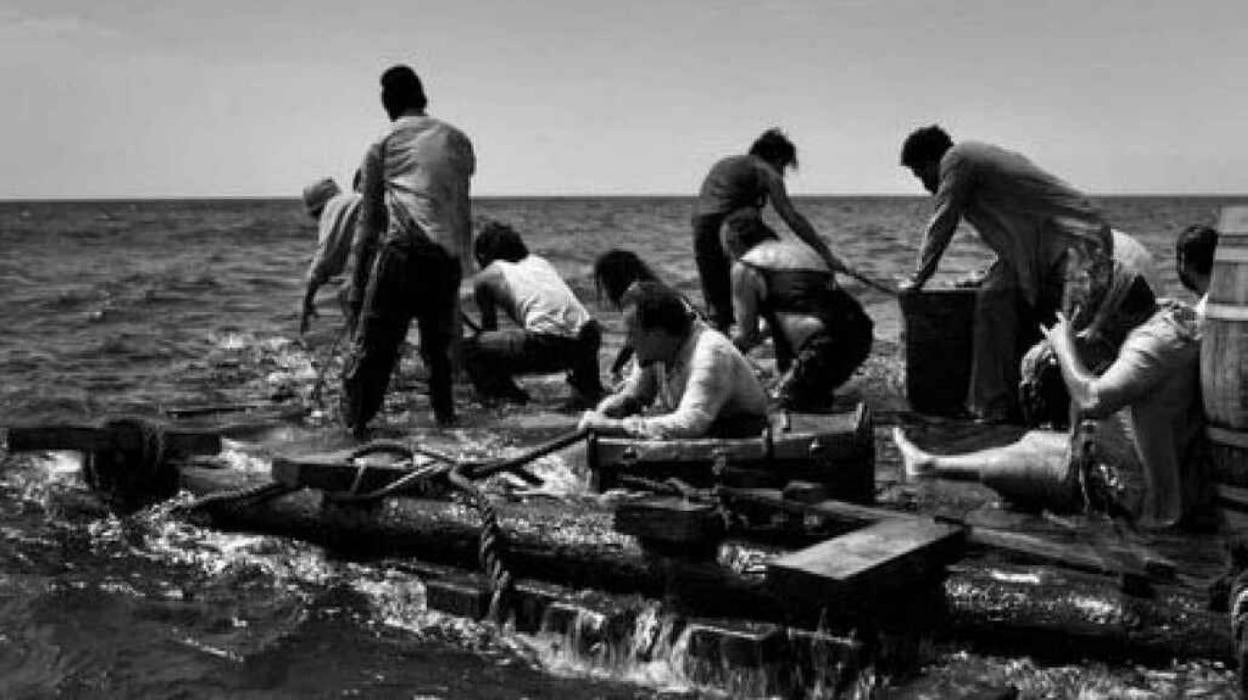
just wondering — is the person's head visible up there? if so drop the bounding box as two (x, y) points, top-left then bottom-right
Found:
(380, 64), (428, 121)
(749, 128), (798, 174)
(473, 220), (529, 268)
(593, 249), (660, 308)
(721, 208), (780, 259)
(301, 177), (340, 220)
(1176, 223), (1219, 295)
(621, 281), (694, 366)
(900, 125), (954, 194)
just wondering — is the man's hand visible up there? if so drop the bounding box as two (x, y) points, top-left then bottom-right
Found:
(897, 275), (924, 295)
(299, 299), (319, 336)
(577, 410), (620, 434)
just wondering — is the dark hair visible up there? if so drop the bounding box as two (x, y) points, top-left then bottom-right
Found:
(351, 168), (363, 192)
(900, 125), (954, 168)
(380, 65), (428, 115)
(474, 221), (529, 266)
(1176, 224), (1219, 278)
(722, 208), (780, 258)
(749, 128), (798, 171)
(593, 250), (660, 308)
(622, 281), (693, 337)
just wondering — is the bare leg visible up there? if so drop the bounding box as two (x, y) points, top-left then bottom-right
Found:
(892, 427), (1068, 486)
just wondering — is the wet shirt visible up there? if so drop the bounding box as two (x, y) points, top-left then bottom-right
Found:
(915, 141), (1110, 306)
(1084, 302), (1204, 511)
(610, 323), (768, 439)
(306, 192), (362, 286)
(356, 114), (476, 274)
(487, 255), (592, 338)
(695, 155), (775, 217)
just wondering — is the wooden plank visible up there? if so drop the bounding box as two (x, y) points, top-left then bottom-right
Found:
(271, 454), (436, 493)
(767, 518), (965, 605)
(1217, 484), (1248, 514)
(6, 424), (220, 456)
(718, 486), (898, 526)
(613, 496), (724, 545)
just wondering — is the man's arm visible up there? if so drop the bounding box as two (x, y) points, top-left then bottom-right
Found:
(612, 338), (735, 440)
(730, 263), (765, 353)
(904, 156), (970, 292)
(765, 170), (847, 274)
(347, 142), (386, 315)
(580, 364), (656, 431)
(1043, 311), (1178, 418)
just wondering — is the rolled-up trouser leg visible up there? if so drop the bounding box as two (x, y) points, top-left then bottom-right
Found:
(341, 243), (414, 431)
(691, 212), (733, 331)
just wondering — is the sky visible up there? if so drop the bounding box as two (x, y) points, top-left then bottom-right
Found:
(2, 0), (1247, 198)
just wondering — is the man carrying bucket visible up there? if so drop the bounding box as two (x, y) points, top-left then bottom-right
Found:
(898, 125), (1116, 424)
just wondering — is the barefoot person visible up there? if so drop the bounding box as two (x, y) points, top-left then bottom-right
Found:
(893, 229), (1217, 528)
(723, 209), (873, 411)
(464, 221), (604, 408)
(341, 64), (475, 434)
(298, 175), (362, 336)
(578, 282), (768, 440)
(898, 125), (1128, 423)
(693, 128), (844, 332)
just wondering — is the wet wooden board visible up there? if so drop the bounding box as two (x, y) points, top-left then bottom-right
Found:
(6, 424), (221, 456)
(271, 453), (436, 494)
(613, 496), (724, 545)
(767, 518), (965, 605)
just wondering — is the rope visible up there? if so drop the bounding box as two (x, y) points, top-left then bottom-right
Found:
(448, 463), (514, 624)
(174, 481), (297, 515)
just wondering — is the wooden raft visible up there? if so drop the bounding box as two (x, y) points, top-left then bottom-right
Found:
(5, 423), (221, 457)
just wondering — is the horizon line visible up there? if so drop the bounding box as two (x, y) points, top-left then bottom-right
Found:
(3, 191), (1248, 203)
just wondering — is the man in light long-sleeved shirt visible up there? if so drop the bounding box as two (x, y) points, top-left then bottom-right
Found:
(578, 282), (768, 440)
(898, 125), (1115, 423)
(299, 177), (362, 336)
(341, 64), (475, 434)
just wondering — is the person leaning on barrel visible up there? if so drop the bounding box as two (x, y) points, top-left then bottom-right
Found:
(577, 282), (769, 440)
(692, 128), (847, 332)
(298, 174), (363, 336)
(721, 208), (873, 412)
(893, 228), (1219, 530)
(898, 125), (1131, 424)
(463, 220), (605, 410)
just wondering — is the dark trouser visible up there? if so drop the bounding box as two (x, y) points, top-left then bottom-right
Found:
(463, 320), (604, 401)
(775, 290), (874, 411)
(692, 212), (734, 332)
(341, 236), (461, 430)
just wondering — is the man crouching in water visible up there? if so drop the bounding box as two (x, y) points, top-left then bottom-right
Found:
(578, 282), (769, 440)
(893, 228), (1217, 529)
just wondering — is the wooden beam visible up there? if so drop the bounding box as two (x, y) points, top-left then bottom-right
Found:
(767, 518), (965, 606)
(6, 424), (220, 456)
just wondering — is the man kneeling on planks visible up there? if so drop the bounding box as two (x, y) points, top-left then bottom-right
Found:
(722, 208), (873, 412)
(578, 281), (769, 440)
(464, 221), (605, 409)
(893, 228), (1218, 530)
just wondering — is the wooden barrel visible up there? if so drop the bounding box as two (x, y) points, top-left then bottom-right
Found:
(1202, 206), (1248, 485)
(898, 288), (977, 416)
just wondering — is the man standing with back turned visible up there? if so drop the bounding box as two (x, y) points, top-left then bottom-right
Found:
(898, 125), (1115, 423)
(342, 64), (476, 435)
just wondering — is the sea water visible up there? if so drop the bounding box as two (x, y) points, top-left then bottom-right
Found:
(0, 196), (1240, 697)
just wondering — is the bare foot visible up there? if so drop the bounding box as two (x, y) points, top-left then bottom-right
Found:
(891, 427), (934, 480)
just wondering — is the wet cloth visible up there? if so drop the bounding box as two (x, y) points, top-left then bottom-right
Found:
(306, 192), (363, 287)
(490, 255), (592, 338)
(692, 155), (779, 330)
(341, 235), (461, 429)
(597, 323), (768, 440)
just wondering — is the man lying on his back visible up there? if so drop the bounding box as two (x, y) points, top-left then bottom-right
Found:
(577, 282), (769, 440)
